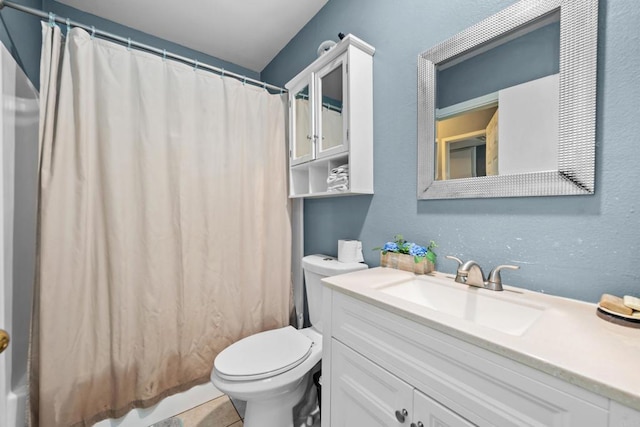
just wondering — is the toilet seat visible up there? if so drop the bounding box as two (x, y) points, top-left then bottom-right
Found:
(214, 326), (313, 381)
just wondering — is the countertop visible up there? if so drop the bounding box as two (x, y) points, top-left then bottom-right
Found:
(322, 267), (640, 411)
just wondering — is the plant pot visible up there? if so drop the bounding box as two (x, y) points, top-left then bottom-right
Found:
(380, 252), (434, 275)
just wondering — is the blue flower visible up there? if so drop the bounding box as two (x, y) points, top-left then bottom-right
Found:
(382, 242), (399, 252)
(408, 243), (427, 258)
(375, 236), (437, 264)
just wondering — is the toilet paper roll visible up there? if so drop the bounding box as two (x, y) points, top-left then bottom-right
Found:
(338, 239), (364, 263)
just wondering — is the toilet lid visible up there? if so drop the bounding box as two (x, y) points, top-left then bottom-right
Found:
(214, 326), (313, 381)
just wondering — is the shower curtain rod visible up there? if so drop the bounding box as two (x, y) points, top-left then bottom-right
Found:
(0, 0), (288, 93)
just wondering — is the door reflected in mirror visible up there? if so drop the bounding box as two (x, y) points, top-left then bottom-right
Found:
(436, 106), (497, 180)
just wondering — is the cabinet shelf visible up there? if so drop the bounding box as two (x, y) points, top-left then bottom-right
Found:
(286, 34), (374, 198)
(289, 153), (373, 198)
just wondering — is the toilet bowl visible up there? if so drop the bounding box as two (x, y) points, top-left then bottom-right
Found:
(211, 327), (322, 426)
(210, 254), (368, 427)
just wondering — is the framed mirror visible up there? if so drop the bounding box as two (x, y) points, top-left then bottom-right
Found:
(417, 0), (598, 199)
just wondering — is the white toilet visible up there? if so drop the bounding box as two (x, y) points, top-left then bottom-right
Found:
(210, 254), (368, 427)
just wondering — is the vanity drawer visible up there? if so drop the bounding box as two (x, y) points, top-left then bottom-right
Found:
(330, 291), (608, 427)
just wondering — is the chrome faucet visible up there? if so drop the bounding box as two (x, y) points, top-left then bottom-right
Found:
(446, 255), (520, 291)
(446, 256), (486, 287)
(485, 264), (520, 291)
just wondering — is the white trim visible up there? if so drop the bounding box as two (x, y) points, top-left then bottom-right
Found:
(0, 40), (9, 427)
(436, 92), (498, 120)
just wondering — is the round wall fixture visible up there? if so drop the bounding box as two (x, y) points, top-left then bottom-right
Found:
(317, 40), (336, 57)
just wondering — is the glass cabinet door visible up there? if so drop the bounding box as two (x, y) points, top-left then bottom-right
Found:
(290, 79), (315, 165)
(316, 56), (347, 159)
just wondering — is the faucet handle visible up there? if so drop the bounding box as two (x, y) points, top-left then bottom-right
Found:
(445, 255), (463, 267)
(446, 256), (466, 284)
(486, 264), (520, 291)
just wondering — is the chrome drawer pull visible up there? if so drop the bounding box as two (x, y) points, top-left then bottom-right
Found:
(395, 408), (408, 423)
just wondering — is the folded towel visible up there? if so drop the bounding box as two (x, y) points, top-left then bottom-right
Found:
(327, 172), (348, 181)
(330, 176), (349, 186)
(327, 183), (349, 192)
(331, 164), (349, 174)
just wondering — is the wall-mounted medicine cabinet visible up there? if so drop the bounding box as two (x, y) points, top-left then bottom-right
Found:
(286, 34), (374, 198)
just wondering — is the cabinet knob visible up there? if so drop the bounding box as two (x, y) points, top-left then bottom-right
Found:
(395, 408), (408, 423)
(410, 423), (424, 427)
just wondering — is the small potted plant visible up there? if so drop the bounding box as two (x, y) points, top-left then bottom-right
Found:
(375, 235), (437, 274)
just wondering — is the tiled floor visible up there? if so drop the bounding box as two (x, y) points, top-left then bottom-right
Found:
(161, 395), (243, 427)
(155, 391), (318, 427)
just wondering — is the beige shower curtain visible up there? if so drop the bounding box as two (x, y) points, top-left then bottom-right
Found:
(29, 23), (291, 426)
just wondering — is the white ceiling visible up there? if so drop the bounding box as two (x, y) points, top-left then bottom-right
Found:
(55, 0), (329, 72)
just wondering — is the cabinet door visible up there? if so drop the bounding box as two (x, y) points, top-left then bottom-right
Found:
(413, 389), (475, 427)
(290, 77), (315, 165)
(331, 339), (413, 426)
(315, 55), (348, 159)
(609, 401), (640, 426)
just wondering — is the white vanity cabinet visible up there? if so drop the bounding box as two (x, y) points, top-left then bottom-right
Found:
(331, 339), (472, 426)
(322, 290), (612, 427)
(286, 34), (374, 198)
(609, 402), (640, 426)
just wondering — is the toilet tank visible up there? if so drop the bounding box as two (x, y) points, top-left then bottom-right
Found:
(302, 254), (368, 332)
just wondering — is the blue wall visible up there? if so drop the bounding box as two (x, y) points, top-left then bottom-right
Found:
(0, 0), (259, 88)
(262, 0), (640, 303)
(3, 0), (638, 303)
(437, 21), (559, 108)
(0, 0), (43, 86)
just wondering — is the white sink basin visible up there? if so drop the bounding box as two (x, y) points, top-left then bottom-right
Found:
(379, 276), (545, 336)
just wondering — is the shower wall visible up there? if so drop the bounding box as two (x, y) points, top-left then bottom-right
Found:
(0, 0), (42, 88)
(1, 41), (39, 427)
(7, 45), (38, 390)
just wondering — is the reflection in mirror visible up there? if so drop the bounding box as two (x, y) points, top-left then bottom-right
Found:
(417, 0), (598, 199)
(435, 13), (559, 181)
(320, 64), (344, 150)
(444, 130), (489, 180)
(436, 106), (497, 180)
(294, 85), (311, 159)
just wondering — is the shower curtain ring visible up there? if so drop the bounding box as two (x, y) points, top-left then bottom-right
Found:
(262, 82), (267, 90)
(127, 38), (131, 51)
(91, 26), (95, 39)
(66, 18), (71, 36)
(242, 77), (247, 85)
(48, 12), (55, 27)
(162, 49), (167, 61)
(194, 60), (199, 71)
(221, 68), (225, 77)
